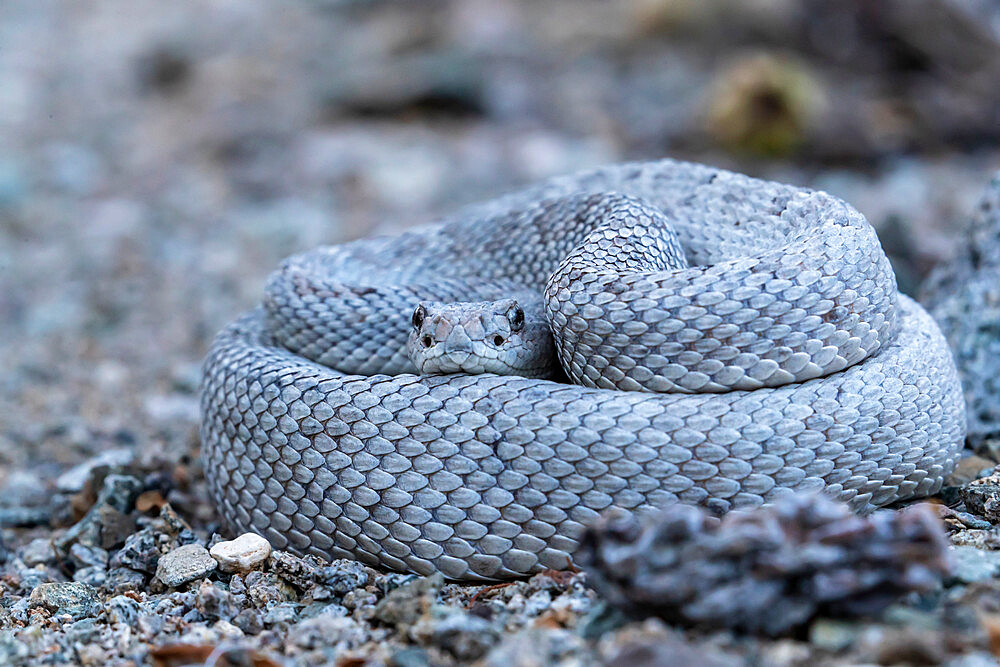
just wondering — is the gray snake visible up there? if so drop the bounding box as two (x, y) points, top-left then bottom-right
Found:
(201, 159), (965, 580)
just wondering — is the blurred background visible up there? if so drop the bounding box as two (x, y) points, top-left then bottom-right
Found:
(1, 0), (999, 479)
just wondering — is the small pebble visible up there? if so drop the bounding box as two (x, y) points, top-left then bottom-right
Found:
(948, 545), (1000, 584)
(245, 571), (297, 607)
(21, 538), (57, 567)
(155, 544), (217, 588)
(28, 582), (99, 620)
(112, 528), (161, 573)
(73, 566), (108, 588)
(209, 533), (271, 573)
(263, 601), (300, 626)
(195, 579), (238, 621)
(375, 574), (443, 628)
(287, 613), (367, 651)
(54, 449), (135, 494)
(106, 595), (142, 625)
(418, 606), (500, 661)
(960, 473), (1000, 523)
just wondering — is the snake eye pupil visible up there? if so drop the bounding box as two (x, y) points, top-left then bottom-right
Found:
(422, 335), (432, 348)
(507, 304), (524, 331)
(412, 305), (425, 329)
(493, 335), (504, 346)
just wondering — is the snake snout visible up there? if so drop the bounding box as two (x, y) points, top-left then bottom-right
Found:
(443, 326), (475, 354)
(406, 302), (483, 374)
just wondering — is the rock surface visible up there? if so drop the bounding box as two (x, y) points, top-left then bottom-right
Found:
(923, 171), (1000, 454)
(576, 494), (951, 635)
(28, 582), (100, 620)
(209, 533), (271, 573)
(155, 544), (218, 588)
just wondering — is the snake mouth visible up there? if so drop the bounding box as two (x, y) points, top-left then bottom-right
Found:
(411, 346), (496, 375)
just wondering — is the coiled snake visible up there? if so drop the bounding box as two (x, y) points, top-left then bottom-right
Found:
(201, 159), (965, 580)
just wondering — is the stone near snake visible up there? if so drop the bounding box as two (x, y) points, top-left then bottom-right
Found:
(922, 171), (1000, 452)
(201, 159), (965, 581)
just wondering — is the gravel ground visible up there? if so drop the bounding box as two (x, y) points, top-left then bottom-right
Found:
(3, 1), (1000, 665)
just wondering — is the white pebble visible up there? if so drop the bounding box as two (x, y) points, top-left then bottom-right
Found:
(209, 533), (272, 573)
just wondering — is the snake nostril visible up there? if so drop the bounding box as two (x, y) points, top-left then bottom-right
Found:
(493, 335), (504, 346)
(422, 335), (433, 348)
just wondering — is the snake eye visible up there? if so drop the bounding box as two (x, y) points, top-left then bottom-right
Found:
(422, 335), (433, 348)
(493, 335), (504, 346)
(506, 303), (524, 331)
(412, 305), (425, 329)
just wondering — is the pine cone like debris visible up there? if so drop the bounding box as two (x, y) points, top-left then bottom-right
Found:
(576, 494), (949, 636)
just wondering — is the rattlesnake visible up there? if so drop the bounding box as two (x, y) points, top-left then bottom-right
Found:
(201, 159), (965, 580)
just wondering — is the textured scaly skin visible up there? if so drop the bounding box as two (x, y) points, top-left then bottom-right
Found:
(406, 296), (560, 378)
(201, 159), (965, 580)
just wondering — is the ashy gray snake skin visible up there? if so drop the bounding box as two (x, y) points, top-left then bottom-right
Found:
(201, 159), (965, 581)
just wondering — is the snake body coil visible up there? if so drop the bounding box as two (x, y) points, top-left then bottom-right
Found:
(201, 160), (965, 580)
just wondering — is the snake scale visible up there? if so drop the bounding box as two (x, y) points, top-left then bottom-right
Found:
(201, 159), (965, 581)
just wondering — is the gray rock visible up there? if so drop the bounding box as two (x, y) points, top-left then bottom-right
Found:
(136, 613), (165, 638)
(605, 634), (739, 667)
(195, 579), (239, 621)
(948, 545), (1000, 584)
(287, 612), (367, 651)
(54, 449), (135, 494)
(268, 550), (318, 589)
(28, 582), (99, 620)
(300, 601), (349, 620)
(155, 544), (217, 588)
(945, 652), (1000, 667)
(73, 566), (108, 588)
(233, 608), (265, 635)
(939, 506), (993, 530)
(0, 470), (51, 508)
(267, 552), (370, 596)
(342, 588), (378, 618)
(16, 564), (52, 593)
(374, 573), (443, 628)
(111, 528), (161, 573)
(522, 590), (554, 617)
(578, 494), (951, 635)
(0, 631), (29, 665)
(69, 543), (109, 570)
(106, 594), (143, 625)
(388, 647), (431, 667)
(68, 617), (100, 644)
(263, 601), (300, 626)
(0, 507), (51, 528)
(105, 567), (148, 594)
(483, 627), (591, 667)
(578, 600), (629, 640)
(54, 474), (142, 551)
(419, 606), (500, 661)
(245, 571), (297, 607)
(44, 142), (104, 196)
(959, 473), (1000, 522)
(378, 572), (421, 595)
(229, 573), (246, 595)
(315, 559), (371, 594)
(809, 619), (862, 652)
(922, 171), (1000, 453)
(21, 538), (56, 567)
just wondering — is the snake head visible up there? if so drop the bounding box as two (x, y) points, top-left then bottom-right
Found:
(406, 296), (557, 378)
